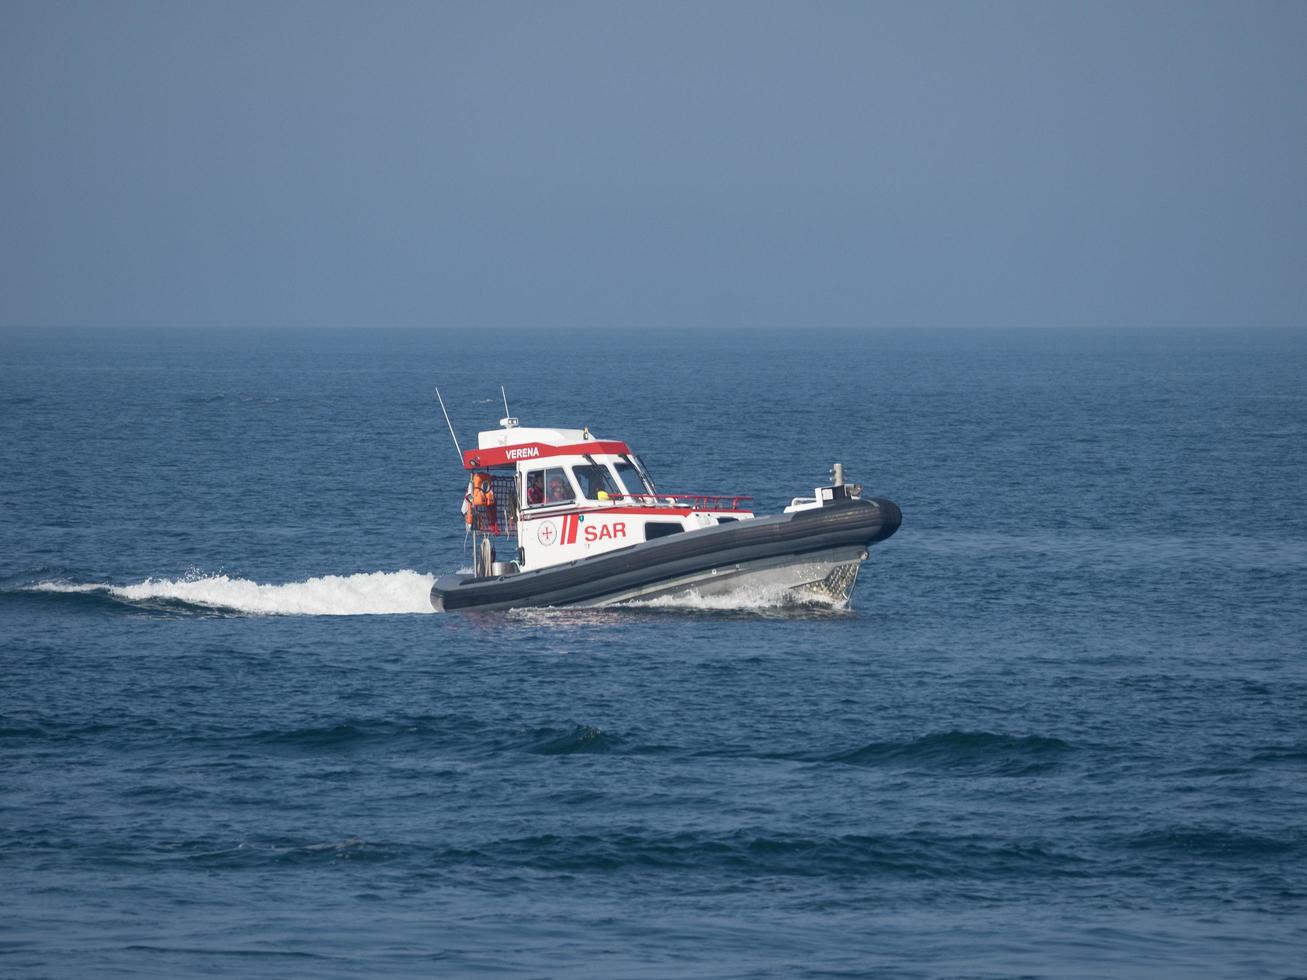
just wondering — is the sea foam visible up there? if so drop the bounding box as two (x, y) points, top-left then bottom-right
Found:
(32, 570), (437, 616)
(623, 582), (850, 612)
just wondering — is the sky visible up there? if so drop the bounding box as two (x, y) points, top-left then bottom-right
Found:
(2, 1), (1304, 330)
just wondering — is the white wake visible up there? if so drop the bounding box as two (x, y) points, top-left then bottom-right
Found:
(620, 583), (850, 613)
(28, 570), (848, 617)
(31, 570), (437, 616)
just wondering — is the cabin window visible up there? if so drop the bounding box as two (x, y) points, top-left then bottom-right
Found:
(614, 461), (650, 496)
(525, 467), (573, 506)
(645, 521), (684, 540)
(717, 517), (738, 524)
(524, 470), (545, 506)
(571, 464), (619, 501)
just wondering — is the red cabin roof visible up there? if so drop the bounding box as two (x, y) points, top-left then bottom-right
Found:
(463, 440), (633, 470)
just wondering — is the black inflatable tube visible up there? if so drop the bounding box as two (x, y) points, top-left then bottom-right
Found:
(431, 497), (901, 612)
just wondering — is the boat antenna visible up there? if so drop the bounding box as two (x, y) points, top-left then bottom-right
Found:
(498, 385), (519, 428)
(434, 387), (464, 463)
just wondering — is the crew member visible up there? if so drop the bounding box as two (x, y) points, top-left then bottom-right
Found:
(526, 472), (544, 505)
(587, 470), (610, 499)
(468, 472), (498, 533)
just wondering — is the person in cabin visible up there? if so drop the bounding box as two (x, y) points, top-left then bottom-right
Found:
(547, 475), (570, 503)
(586, 469), (609, 500)
(526, 471), (544, 506)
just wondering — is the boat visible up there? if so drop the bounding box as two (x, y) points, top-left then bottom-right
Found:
(429, 414), (901, 612)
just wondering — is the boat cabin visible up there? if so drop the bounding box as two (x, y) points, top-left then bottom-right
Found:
(460, 417), (754, 577)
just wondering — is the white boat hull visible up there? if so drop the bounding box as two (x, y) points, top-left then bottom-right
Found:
(584, 545), (867, 609)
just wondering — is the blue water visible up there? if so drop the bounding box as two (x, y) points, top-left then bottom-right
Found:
(2, 327), (1306, 978)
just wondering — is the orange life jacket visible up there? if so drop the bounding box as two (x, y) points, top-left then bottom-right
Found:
(467, 474), (495, 525)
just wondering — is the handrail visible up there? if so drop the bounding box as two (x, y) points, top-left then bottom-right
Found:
(607, 492), (753, 512)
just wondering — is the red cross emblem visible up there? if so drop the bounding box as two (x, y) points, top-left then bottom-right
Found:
(537, 521), (558, 546)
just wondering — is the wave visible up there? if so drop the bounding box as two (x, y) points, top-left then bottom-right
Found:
(812, 731), (1076, 776)
(220, 720), (634, 757)
(1, 715), (640, 760)
(27, 570), (436, 616)
(432, 828), (1085, 879)
(82, 828), (1087, 879)
(526, 724), (627, 756)
(1249, 744), (1307, 765)
(1123, 827), (1302, 859)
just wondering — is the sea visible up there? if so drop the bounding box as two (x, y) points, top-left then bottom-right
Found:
(2, 326), (1305, 979)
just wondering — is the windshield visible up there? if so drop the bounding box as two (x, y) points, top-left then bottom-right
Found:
(615, 460), (650, 496)
(625, 455), (657, 494)
(571, 464), (620, 501)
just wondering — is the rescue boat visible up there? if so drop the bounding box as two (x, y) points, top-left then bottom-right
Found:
(430, 415), (900, 612)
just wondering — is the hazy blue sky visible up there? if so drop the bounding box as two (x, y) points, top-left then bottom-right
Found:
(2, 1), (1304, 329)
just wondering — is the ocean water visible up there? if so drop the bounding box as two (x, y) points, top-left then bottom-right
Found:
(2, 326), (1305, 978)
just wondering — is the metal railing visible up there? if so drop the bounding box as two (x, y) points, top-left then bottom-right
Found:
(607, 493), (753, 512)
